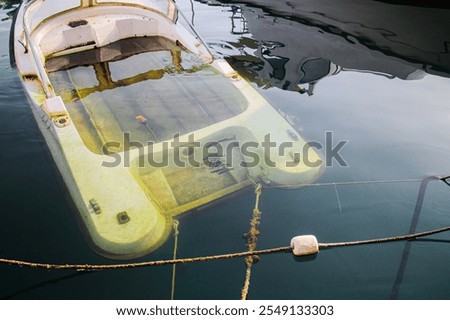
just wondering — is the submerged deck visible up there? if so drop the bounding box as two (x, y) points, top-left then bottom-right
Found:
(47, 37), (248, 153)
(46, 36), (252, 216)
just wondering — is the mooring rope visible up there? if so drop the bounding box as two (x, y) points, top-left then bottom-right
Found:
(0, 226), (450, 271)
(310, 178), (424, 187)
(264, 178), (425, 189)
(241, 183), (263, 300)
(0, 247), (291, 271)
(170, 220), (179, 300)
(319, 225), (450, 248)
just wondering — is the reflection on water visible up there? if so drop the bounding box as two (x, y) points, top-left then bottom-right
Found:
(1, 0), (450, 299)
(203, 0), (450, 94)
(0, 0), (18, 19)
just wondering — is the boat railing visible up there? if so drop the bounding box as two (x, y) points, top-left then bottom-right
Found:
(173, 0), (215, 60)
(22, 0), (56, 98)
(21, 0), (82, 98)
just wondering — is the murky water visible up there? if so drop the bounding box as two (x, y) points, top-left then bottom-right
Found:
(1, 0), (450, 299)
(47, 36), (248, 152)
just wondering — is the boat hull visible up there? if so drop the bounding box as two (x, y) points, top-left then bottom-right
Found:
(14, 0), (323, 259)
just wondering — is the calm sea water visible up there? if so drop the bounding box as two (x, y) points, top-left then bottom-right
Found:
(1, 0), (450, 299)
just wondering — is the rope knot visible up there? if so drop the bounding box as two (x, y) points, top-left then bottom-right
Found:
(173, 219), (180, 237)
(255, 183), (262, 195)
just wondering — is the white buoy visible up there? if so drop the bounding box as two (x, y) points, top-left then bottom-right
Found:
(291, 235), (319, 256)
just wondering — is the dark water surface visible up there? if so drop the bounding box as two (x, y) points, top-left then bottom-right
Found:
(1, 0), (450, 299)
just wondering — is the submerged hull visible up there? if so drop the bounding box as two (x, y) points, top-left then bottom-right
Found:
(14, 0), (323, 259)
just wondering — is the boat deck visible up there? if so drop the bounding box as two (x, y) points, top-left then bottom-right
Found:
(47, 37), (248, 153)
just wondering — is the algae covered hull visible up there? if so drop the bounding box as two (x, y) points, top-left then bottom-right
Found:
(13, 0), (323, 259)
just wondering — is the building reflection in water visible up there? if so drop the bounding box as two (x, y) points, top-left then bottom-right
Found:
(203, 0), (450, 95)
